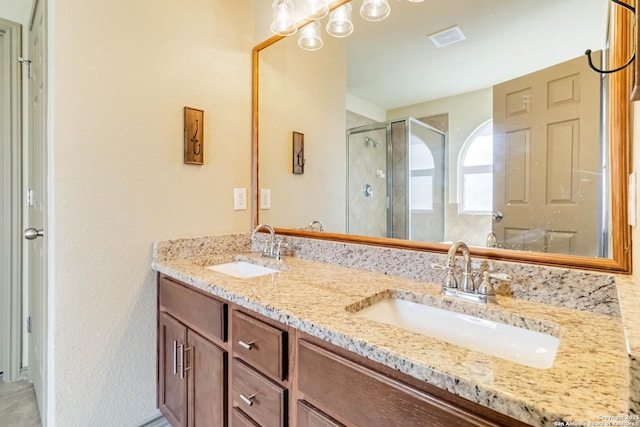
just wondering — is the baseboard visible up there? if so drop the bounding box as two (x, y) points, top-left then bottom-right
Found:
(18, 366), (29, 381)
(137, 410), (170, 427)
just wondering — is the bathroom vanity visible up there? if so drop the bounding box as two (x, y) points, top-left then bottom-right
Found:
(152, 234), (634, 427)
(157, 273), (529, 426)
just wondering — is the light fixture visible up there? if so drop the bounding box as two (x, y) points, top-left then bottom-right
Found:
(360, 0), (391, 22)
(303, 0), (329, 20)
(326, 3), (354, 38)
(298, 20), (324, 51)
(269, 0), (420, 50)
(270, 0), (297, 36)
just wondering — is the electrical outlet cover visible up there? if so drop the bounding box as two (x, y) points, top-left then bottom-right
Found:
(234, 188), (247, 210)
(260, 189), (271, 209)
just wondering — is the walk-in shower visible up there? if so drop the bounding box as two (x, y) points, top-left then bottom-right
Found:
(347, 117), (445, 241)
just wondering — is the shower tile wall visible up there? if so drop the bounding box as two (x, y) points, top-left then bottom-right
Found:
(346, 110), (376, 130)
(346, 111), (388, 238)
(391, 121), (407, 239)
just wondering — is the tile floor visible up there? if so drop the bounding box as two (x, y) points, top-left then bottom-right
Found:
(0, 379), (42, 427)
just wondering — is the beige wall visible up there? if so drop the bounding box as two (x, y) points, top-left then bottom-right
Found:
(258, 29), (347, 232)
(50, 0), (253, 425)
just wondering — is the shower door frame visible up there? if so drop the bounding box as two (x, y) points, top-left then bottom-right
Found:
(346, 122), (394, 238)
(346, 117), (447, 241)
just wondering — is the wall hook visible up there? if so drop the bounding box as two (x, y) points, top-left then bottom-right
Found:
(191, 119), (201, 156)
(585, 0), (635, 74)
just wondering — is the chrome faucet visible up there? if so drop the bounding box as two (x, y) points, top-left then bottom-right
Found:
(432, 241), (509, 304)
(251, 224), (287, 260)
(251, 224), (276, 257)
(486, 232), (497, 248)
(306, 220), (325, 232)
(447, 241), (474, 292)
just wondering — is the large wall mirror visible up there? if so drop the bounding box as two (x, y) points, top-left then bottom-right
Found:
(253, 0), (633, 272)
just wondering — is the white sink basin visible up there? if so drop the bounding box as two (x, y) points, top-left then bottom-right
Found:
(206, 261), (279, 278)
(353, 298), (559, 369)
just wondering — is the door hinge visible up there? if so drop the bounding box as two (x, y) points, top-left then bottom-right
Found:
(18, 57), (32, 79)
(27, 316), (32, 334)
(27, 189), (33, 207)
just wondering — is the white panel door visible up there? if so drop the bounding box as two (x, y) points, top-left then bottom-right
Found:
(492, 53), (601, 256)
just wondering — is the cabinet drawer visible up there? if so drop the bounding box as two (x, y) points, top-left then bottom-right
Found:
(232, 358), (287, 427)
(159, 275), (227, 343)
(297, 400), (344, 427)
(298, 340), (498, 427)
(231, 408), (260, 427)
(232, 310), (286, 380)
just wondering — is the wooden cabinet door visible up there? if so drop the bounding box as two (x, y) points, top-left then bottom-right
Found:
(159, 313), (188, 427)
(187, 330), (228, 427)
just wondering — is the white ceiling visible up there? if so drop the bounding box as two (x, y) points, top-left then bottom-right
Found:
(3, 0), (608, 113)
(0, 0), (33, 25)
(345, 0), (610, 110)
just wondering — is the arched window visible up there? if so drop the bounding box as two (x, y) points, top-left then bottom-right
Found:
(410, 135), (435, 211)
(458, 120), (493, 214)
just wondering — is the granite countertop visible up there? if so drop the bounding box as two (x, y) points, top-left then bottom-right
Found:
(152, 250), (630, 427)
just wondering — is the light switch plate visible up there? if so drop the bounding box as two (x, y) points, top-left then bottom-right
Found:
(260, 189), (271, 209)
(234, 188), (247, 210)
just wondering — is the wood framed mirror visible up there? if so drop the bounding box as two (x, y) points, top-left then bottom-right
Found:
(252, 0), (633, 273)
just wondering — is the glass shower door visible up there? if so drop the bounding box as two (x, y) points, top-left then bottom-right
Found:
(347, 125), (390, 238)
(406, 119), (445, 242)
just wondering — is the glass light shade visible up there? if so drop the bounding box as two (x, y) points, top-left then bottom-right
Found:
(407, 0), (425, 2)
(298, 20), (324, 51)
(360, 0), (391, 22)
(303, 0), (329, 19)
(270, 0), (297, 36)
(326, 4), (354, 38)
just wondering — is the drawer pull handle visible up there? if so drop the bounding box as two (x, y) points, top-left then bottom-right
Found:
(238, 340), (256, 350)
(183, 346), (193, 373)
(178, 344), (185, 379)
(172, 340), (178, 375)
(240, 393), (257, 406)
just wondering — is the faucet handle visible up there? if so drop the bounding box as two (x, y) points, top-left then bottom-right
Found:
(274, 239), (288, 261)
(488, 272), (510, 282)
(477, 271), (511, 296)
(477, 271), (495, 296)
(431, 264), (457, 289)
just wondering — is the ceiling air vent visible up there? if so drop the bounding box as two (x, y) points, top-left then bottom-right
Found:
(428, 25), (466, 48)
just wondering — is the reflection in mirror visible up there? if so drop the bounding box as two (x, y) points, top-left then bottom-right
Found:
(346, 119), (446, 243)
(255, 0), (632, 270)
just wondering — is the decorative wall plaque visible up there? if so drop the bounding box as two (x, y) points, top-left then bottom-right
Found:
(184, 107), (204, 165)
(293, 131), (304, 174)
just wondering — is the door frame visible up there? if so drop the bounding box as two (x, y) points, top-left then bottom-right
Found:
(26, 0), (49, 423)
(0, 16), (23, 383)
